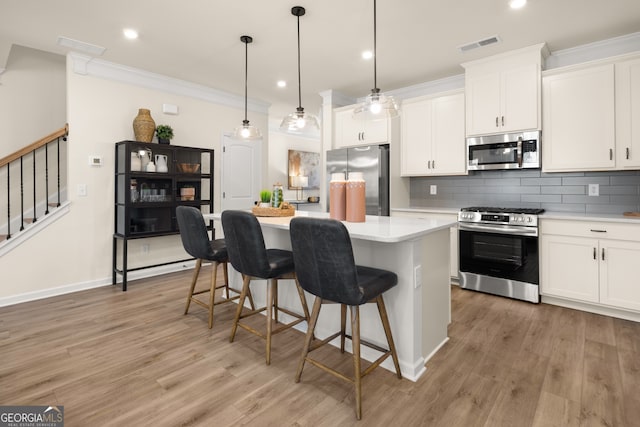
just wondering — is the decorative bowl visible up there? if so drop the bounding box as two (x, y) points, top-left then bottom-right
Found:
(177, 163), (200, 173)
(307, 196), (320, 203)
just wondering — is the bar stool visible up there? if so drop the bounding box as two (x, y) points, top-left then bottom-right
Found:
(221, 210), (311, 365)
(289, 217), (402, 420)
(176, 206), (254, 328)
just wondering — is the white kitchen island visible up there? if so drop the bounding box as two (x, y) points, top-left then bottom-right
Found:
(204, 211), (456, 382)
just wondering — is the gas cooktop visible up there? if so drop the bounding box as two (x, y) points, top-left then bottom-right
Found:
(460, 207), (545, 215)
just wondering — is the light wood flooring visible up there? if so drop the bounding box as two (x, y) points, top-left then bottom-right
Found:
(1, 267), (639, 426)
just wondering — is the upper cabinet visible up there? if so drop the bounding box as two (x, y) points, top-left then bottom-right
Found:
(333, 105), (389, 149)
(462, 43), (546, 137)
(401, 90), (466, 176)
(542, 64), (615, 172)
(541, 52), (640, 172)
(616, 57), (640, 168)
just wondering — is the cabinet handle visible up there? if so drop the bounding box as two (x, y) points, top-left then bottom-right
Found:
(427, 160), (432, 169)
(590, 229), (607, 233)
(501, 116), (505, 126)
(602, 248), (605, 261)
(593, 247), (597, 260)
(609, 148), (613, 161)
(432, 160), (435, 169)
(495, 117), (499, 127)
(626, 147), (630, 160)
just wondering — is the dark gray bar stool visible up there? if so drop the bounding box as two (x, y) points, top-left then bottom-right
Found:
(221, 210), (311, 365)
(289, 217), (402, 420)
(176, 206), (253, 328)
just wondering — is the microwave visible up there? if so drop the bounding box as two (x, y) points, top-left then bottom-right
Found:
(467, 131), (540, 171)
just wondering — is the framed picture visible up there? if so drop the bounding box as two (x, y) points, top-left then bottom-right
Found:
(288, 149), (320, 189)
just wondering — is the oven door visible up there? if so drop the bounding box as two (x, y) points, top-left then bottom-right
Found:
(459, 224), (539, 285)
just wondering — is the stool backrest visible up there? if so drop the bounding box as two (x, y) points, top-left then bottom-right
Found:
(176, 206), (211, 259)
(289, 217), (361, 305)
(221, 210), (271, 278)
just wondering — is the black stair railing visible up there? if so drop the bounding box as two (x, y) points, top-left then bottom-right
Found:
(0, 124), (68, 241)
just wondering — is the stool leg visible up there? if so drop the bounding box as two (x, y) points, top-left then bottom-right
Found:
(185, 259), (202, 315)
(294, 277), (311, 322)
(230, 275), (251, 342)
(351, 305), (362, 420)
(243, 274), (256, 310)
(207, 261), (219, 329)
(340, 304), (347, 353)
(222, 262), (230, 299)
(273, 280), (279, 325)
(377, 295), (402, 379)
(295, 296), (322, 382)
(266, 278), (277, 365)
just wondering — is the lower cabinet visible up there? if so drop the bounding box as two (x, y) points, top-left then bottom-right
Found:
(540, 219), (640, 312)
(391, 210), (458, 279)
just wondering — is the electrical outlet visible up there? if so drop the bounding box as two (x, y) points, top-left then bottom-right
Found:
(77, 184), (87, 196)
(588, 184), (599, 196)
(142, 244), (150, 254)
(430, 185), (437, 195)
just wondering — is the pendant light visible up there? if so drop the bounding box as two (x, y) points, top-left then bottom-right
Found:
(280, 6), (319, 134)
(233, 35), (261, 140)
(354, 0), (399, 120)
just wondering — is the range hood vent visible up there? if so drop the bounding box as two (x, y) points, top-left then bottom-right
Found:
(458, 35), (501, 53)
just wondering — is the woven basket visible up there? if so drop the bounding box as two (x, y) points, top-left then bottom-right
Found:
(252, 205), (296, 217)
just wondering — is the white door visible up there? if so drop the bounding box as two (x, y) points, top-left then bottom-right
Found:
(221, 134), (262, 212)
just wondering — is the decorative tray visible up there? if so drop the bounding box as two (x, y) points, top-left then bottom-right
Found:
(623, 212), (640, 217)
(252, 204), (295, 217)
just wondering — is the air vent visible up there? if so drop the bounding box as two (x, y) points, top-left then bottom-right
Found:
(458, 35), (501, 53)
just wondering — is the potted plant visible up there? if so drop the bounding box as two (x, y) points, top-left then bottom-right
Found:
(259, 189), (272, 207)
(155, 125), (174, 144)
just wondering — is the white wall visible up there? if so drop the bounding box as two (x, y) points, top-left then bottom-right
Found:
(0, 45), (66, 158)
(0, 54), (268, 301)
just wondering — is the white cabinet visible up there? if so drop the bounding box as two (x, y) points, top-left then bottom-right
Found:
(391, 210), (459, 279)
(540, 219), (640, 313)
(333, 106), (389, 149)
(462, 44), (545, 137)
(542, 64), (615, 172)
(616, 57), (640, 168)
(401, 91), (466, 176)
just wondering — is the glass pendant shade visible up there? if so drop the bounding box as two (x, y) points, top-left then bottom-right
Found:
(234, 35), (261, 140)
(354, 0), (399, 121)
(280, 6), (319, 134)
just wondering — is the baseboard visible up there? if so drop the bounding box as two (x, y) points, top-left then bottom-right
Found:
(0, 260), (197, 307)
(541, 295), (640, 322)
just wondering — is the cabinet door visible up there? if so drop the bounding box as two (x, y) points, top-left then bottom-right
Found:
(616, 58), (640, 168)
(542, 64), (615, 172)
(362, 116), (389, 144)
(541, 234), (599, 302)
(465, 72), (501, 136)
(432, 93), (466, 175)
(599, 239), (640, 311)
(334, 108), (361, 149)
(502, 64), (539, 133)
(401, 99), (432, 175)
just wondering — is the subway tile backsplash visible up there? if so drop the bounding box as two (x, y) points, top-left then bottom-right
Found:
(409, 170), (640, 213)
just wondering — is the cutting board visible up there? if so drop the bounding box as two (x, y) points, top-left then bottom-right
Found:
(623, 212), (640, 217)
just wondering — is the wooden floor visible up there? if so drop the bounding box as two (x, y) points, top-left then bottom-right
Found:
(1, 268), (639, 426)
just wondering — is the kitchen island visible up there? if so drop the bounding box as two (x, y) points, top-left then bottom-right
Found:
(204, 211), (456, 381)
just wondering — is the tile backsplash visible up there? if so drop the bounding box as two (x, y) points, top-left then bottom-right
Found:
(410, 170), (640, 214)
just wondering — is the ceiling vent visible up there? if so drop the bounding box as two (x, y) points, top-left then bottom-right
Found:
(458, 35), (501, 53)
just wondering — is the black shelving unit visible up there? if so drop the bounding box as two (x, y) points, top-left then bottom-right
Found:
(113, 140), (214, 290)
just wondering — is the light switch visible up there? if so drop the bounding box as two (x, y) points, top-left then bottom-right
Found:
(77, 184), (87, 196)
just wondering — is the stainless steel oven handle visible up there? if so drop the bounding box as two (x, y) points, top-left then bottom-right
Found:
(517, 137), (523, 168)
(459, 222), (539, 237)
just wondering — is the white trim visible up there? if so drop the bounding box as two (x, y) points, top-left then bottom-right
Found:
(319, 89), (356, 108)
(0, 260), (197, 307)
(69, 52), (270, 115)
(390, 75), (465, 102)
(0, 201), (71, 257)
(541, 295), (640, 322)
(546, 31), (640, 70)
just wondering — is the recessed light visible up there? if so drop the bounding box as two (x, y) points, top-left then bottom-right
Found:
(509, 0), (526, 9)
(362, 50), (373, 60)
(123, 28), (139, 40)
(277, 80), (287, 88)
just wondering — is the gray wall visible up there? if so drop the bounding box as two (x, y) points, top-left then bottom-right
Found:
(410, 170), (640, 214)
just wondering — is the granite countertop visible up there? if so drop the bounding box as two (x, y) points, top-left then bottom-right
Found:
(204, 211), (457, 243)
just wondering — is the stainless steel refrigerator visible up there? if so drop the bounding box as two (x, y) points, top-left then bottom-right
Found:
(326, 144), (390, 216)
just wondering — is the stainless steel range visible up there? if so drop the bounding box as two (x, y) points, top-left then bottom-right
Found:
(458, 207), (544, 303)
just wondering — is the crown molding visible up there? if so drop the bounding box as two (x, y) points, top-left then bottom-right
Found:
(546, 31), (640, 70)
(387, 74), (465, 101)
(68, 52), (270, 115)
(319, 90), (356, 108)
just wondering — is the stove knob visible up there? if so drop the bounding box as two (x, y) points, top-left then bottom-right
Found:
(527, 217), (532, 223)
(518, 216), (524, 222)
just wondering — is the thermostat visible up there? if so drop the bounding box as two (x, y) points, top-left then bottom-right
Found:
(89, 155), (103, 166)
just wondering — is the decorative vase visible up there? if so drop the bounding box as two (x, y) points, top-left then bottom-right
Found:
(132, 108), (156, 143)
(158, 138), (170, 145)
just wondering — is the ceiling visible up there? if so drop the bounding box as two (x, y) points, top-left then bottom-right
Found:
(2, 0), (640, 118)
